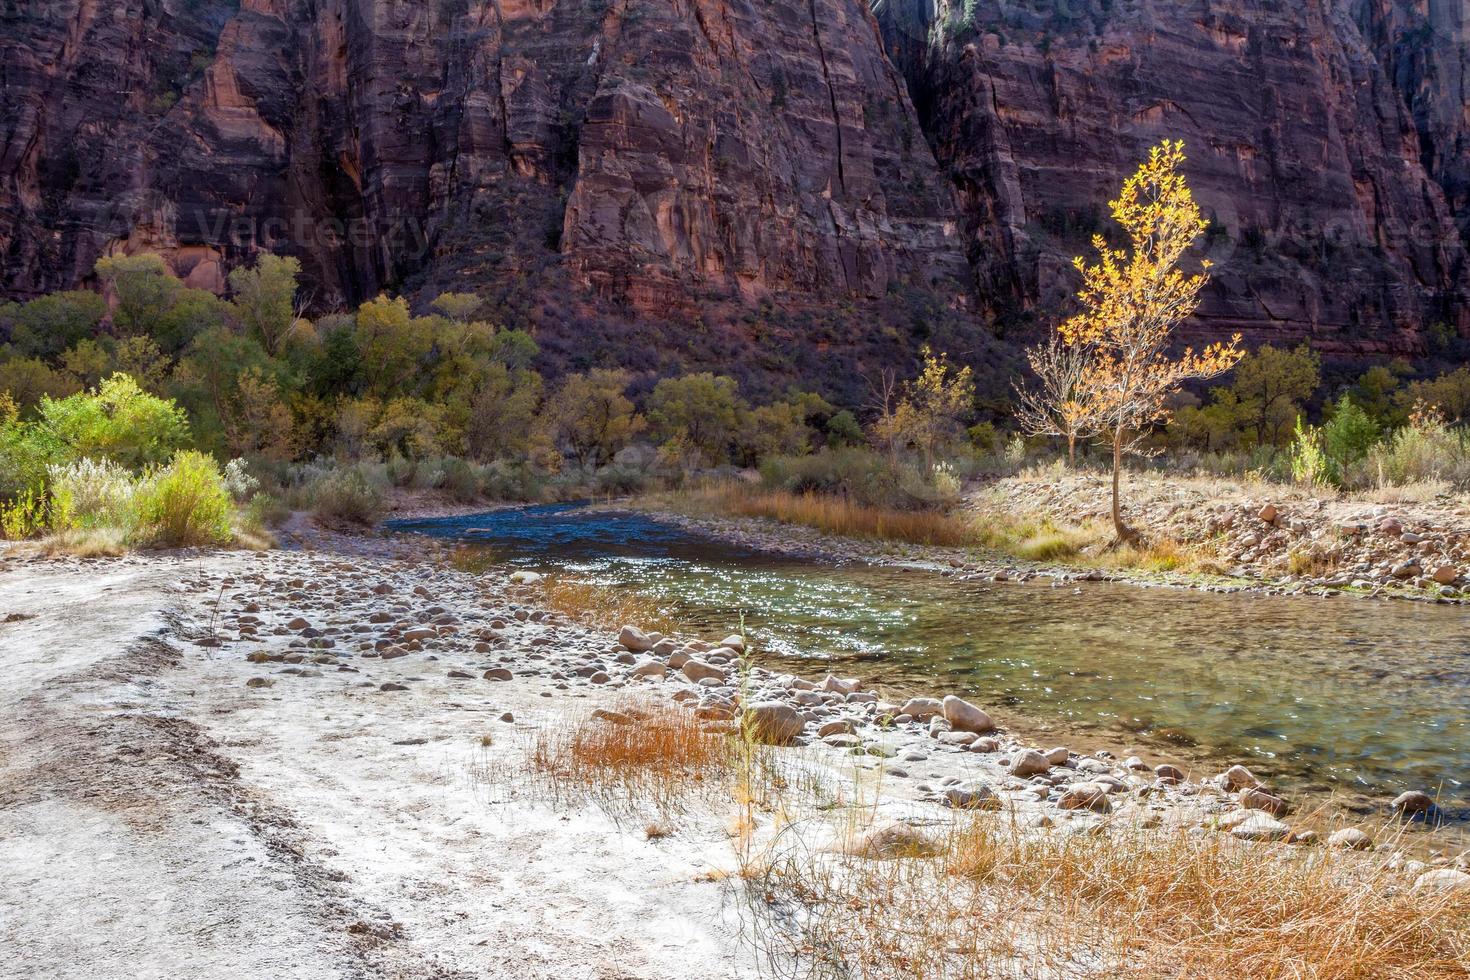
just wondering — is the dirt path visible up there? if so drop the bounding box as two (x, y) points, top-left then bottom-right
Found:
(0, 549), (753, 979)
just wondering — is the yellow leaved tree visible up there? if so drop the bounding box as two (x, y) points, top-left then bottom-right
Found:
(1058, 140), (1243, 541)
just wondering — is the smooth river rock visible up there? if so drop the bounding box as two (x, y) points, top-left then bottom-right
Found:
(941, 695), (996, 734)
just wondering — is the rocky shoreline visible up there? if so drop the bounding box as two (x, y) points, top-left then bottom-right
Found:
(6, 520), (1468, 977)
(977, 472), (1470, 603)
(630, 498), (1470, 606)
(243, 520), (1464, 871)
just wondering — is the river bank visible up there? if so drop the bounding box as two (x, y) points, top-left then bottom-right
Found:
(3, 519), (1468, 977)
(628, 471), (1470, 605)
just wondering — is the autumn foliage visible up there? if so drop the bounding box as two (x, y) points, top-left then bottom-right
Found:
(1021, 140), (1243, 539)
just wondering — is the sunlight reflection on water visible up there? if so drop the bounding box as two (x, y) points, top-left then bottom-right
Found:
(391, 502), (1470, 816)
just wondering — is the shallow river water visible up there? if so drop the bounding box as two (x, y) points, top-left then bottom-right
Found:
(390, 502), (1470, 817)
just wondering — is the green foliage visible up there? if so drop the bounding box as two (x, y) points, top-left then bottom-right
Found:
(546, 368), (644, 468)
(738, 397), (817, 465)
(1350, 362), (1410, 428)
(759, 447), (906, 509)
(1366, 414), (1470, 486)
(826, 410), (864, 448)
(152, 288), (229, 354)
(38, 374), (190, 470)
(1288, 415), (1334, 488)
(0, 356), (80, 411)
(1321, 396), (1378, 468)
(0, 485), (51, 540)
(648, 372), (742, 468)
(136, 450), (233, 546)
(3, 291), (106, 359)
(1226, 344), (1319, 446)
(94, 253), (179, 335)
(465, 365), (546, 463)
(488, 329), (539, 370)
(307, 463), (386, 525)
(47, 458), (142, 532)
(430, 292), (484, 323)
(1401, 366), (1470, 423)
(229, 254), (301, 356)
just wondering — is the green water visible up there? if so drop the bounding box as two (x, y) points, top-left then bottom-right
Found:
(392, 503), (1470, 817)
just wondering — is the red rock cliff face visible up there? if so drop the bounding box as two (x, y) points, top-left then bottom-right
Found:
(0, 0), (970, 318)
(876, 0), (1470, 354)
(3, 0), (1470, 366)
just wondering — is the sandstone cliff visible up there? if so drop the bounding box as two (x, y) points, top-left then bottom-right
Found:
(3, 0), (1470, 374)
(878, 0), (1470, 354)
(0, 0), (968, 309)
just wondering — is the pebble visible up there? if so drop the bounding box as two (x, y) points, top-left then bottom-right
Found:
(1414, 869), (1470, 893)
(1327, 828), (1373, 850)
(942, 695), (996, 734)
(1392, 790), (1435, 815)
(1009, 749), (1051, 778)
(741, 702), (803, 745)
(1229, 812), (1291, 842)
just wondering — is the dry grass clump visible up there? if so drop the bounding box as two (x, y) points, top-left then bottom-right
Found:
(747, 813), (1470, 978)
(538, 576), (679, 636)
(969, 511), (1103, 561)
(684, 485), (977, 547)
(28, 526), (129, 558)
(528, 700), (730, 815)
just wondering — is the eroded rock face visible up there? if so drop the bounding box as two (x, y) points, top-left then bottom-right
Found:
(4, 0), (1470, 367)
(879, 0), (1470, 354)
(0, 0), (969, 318)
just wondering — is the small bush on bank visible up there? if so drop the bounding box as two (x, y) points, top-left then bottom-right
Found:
(1363, 412), (1470, 488)
(759, 447), (907, 508)
(479, 460), (546, 502)
(48, 458), (141, 533)
(307, 464), (386, 525)
(135, 451), (233, 547)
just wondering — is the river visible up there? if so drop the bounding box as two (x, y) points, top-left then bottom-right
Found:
(389, 502), (1470, 819)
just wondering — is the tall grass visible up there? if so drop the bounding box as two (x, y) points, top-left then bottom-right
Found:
(526, 700), (732, 816)
(305, 463), (386, 524)
(538, 575), (679, 636)
(136, 450), (233, 546)
(673, 484), (978, 547)
(749, 811), (1470, 977)
(21, 450), (235, 550)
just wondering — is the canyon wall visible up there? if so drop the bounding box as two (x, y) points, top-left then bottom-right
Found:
(877, 0), (1470, 354)
(3, 0), (1470, 371)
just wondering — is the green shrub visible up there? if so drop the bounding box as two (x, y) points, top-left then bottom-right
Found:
(309, 464), (386, 524)
(1322, 396), (1379, 469)
(760, 448), (908, 509)
(37, 374), (189, 470)
(1365, 417), (1470, 487)
(47, 458), (141, 533)
(136, 451), (233, 546)
(591, 463), (649, 496)
(1289, 416), (1334, 488)
(0, 485), (50, 540)
(480, 460), (546, 502)
(438, 457), (482, 502)
(0, 418), (62, 501)
(244, 492), (290, 529)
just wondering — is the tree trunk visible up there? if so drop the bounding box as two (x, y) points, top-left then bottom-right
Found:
(1067, 432), (1076, 467)
(1110, 427), (1137, 543)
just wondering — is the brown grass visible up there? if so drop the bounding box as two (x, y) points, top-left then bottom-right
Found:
(673, 485), (978, 547)
(659, 484), (1223, 578)
(749, 812), (1470, 978)
(29, 526), (129, 558)
(528, 700), (730, 814)
(538, 576), (679, 636)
